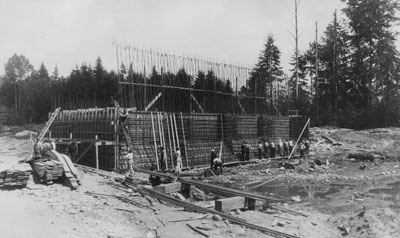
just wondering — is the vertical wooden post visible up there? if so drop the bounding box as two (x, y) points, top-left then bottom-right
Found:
(114, 108), (119, 172)
(288, 118), (310, 160)
(151, 112), (159, 171)
(160, 112), (168, 170)
(180, 112), (189, 168)
(166, 113), (174, 168)
(173, 114), (180, 147)
(95, 135), (99, 169)
(170, 113), (176, 151)
(220, 114), (224, 141)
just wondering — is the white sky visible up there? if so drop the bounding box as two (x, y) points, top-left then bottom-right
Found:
(1, 0), (397, 77)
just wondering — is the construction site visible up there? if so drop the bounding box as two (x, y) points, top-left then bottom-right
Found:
(0, 42), (400, 238)
(4, 0), (400, 235)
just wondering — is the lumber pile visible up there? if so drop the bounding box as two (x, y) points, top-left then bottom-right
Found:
(31, 159), (64, 184)
(0, 163), (32, 188)
(49, 151), (80, 189)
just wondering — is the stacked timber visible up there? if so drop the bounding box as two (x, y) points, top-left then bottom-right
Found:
(48, 151), (81, 189)
(0, 163), (32, 188)
(31, 159), (64, 184)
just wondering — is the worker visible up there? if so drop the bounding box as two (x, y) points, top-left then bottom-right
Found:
(50, 139), (56, 151)
(149, 163), (161, 186)
(213, 155), (223, 175)
(210, 149), (217, 170)
(66, 139), (78, 161)
(299, 141), (306, 159)
(240, 141), (246, 161)
(124, 149), (134, 176)
(278, 139), (284, 157)
(264, 139), (270, 158)
(257, 140), (263, 160)
(304, 138), (310, 155)
(288, 139), (294, 156)
(174, 148), (182, 175)
(33, 141), (42, 158)
(283, 139), (289, 157)
(159, 146), (166, 171)
(41, 139), (52, 155)
(269, 140), (275, 158)
(118, 108), (128, 128)
(245, 141), (250, 161)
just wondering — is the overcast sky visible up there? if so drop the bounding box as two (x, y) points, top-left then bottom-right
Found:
(1, 0), (396, 77)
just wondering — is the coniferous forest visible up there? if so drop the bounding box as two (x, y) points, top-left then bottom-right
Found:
(1, 0), (400, 129)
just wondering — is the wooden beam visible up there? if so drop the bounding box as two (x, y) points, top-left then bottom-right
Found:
(74, 142), (95, 164)
(190, 94), (204, 113)
(153, 182), (183, 194)
(215, 196), (246, 212)
(145, 92), (162, 111)
(180, 112), (189, 168)
(288, 118), (310, 160)
(95, 135), (99, 169)
(236, 98), (246, 114)
(151, 112), (159, 171)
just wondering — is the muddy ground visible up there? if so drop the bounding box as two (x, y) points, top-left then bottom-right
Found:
(1, 126), (400, 238)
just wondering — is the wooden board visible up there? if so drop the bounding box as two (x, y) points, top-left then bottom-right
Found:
(153, 182), (183, 194)
(215, 196), (246, 212)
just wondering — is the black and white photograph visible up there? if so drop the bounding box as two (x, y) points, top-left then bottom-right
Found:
(1, 0), (400, 237)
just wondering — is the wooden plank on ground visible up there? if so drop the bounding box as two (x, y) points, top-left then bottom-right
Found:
(153, 182), (183, 194)
(215, 196), (246, 212)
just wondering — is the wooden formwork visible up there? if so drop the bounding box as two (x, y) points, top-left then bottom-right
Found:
(46, 107), (308, 172)
(48, 107), (118, 171)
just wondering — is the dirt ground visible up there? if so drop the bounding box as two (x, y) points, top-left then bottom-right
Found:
(1, 126), (400, 238)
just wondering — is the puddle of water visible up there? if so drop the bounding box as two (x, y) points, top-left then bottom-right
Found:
(252, 184), (351, 201)
(367, 181), (400, 202)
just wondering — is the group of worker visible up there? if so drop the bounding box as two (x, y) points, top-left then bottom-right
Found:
(242, 137), (310, 161)
(124, 145), (184, 177)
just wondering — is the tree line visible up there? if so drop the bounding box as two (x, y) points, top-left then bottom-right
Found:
(246, 0), (400, 128)
(0, 0), (399, 129)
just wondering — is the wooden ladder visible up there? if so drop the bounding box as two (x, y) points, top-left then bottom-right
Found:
(37, 107), (61, 143)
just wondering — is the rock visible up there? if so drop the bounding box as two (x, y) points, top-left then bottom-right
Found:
(212, 214), (222, 221)
(272, 218), (279, 227)
(291, 196), (301, 202)
(230, 226), (246, 234)
(146, 231), (155, 238)
(199, 224), (213, 231)
(235, 209), (242, 214)
(344, 227), (350, 235)
(1, 125), (11, 132)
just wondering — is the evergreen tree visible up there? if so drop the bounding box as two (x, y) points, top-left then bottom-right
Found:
(342, 0), (400, 127)
(248, 35), (283, 97)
